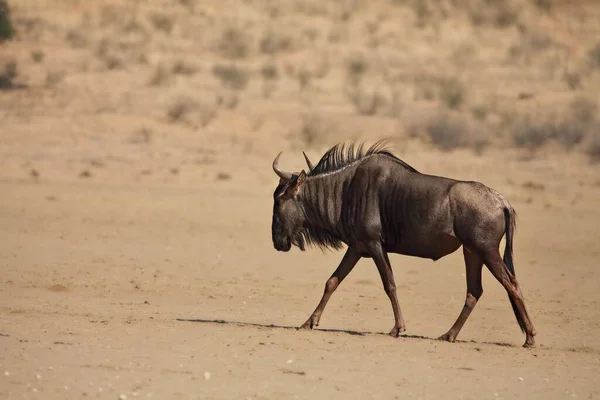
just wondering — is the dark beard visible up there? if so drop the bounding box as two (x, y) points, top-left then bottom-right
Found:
(291, 231), (306, 251)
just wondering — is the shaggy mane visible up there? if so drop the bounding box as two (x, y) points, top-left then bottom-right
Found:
(308, 140), (418, 177)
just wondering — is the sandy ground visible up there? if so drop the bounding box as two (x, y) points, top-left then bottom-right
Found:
(2, 0), (600, 398)
(2, 140), (600, 399)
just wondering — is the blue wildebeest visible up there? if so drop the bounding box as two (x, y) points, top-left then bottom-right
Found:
(271, 141), (537, 347)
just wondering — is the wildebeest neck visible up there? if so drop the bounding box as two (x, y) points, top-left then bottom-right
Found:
(295, 168), (356, 251)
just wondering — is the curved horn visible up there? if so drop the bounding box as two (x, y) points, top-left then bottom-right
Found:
(272, 152), (293, 181)
(302, 151), (315, 171)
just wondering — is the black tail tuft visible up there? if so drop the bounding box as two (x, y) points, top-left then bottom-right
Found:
(503, 206), (526, 333)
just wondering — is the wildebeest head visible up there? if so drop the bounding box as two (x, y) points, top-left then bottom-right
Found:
(271, 152), (309, 252)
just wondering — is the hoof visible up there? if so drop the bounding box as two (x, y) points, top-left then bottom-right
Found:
(298, 320), (316, 330)
(388, 326), (406, 338)
(523, 339), (536, 348)
(437, 332), (456, 342)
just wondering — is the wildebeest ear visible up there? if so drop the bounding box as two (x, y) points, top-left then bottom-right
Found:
(296, 170), (307, 187)
(286, 170), (307, 197)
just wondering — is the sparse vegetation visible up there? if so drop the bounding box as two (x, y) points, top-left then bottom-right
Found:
(422, 112), (470, 151)
(149, 13), (175, 35)
(298, 112), (331, 148)
(586, 134), (600, 162)
(0, 59), (17, 89)
(439, 78), (466, 110)
(66, 29), (88, 48)
(564, 71), (582, 90)
(259, 31), (292, 54)
(148, 64), (171, 86)
(260, 64), (278, 80)
(471, 106), (488, 121)
(45, 70), (65, 87)
(31, 50), (44, 63)
(167, 96), (196, 123)
(588, 41), (600, 68)
(512, 116), (552, 150)
(0, 0), (14, 41)
(346, 56), (368, 86)
(218, 27), (249, 59)
(172, 60), (198, 76)
(346, 86), (387, 116)
(212, 64), (249, 90)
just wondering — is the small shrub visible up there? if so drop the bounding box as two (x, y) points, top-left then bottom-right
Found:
(297, 69), (311, 91)
(586, 134), (600, 162)
(259, 31), (292, 54)
(534, 0), (553, 13)
(553, 120), (586, 149)
(104, 55), (124, 70)
(45, 70), (65, 87)
(512, 117), (552, 150)
(172, 60), (198, 76)
(299, 112), (331, 148)
(178, 0), (196, 11)
(588, 41), (600, 68)
(167, 97), (196, 123)
(570, 97), (596, 125)
(346, 56), (368, 86)
(423, 113), (469, 151)
(471, 106), (488, 121)
(346, 86), (387, 116)
(149, 14), (174, 34)
(495, 3), (519, 28)
(66, 29), (88, 48)
(212, 64), (249, 90)
(439, 78), (466, 110)
(0, 0), (14, 41)
(148, 64), (171, 86)
(31, 50), (44, 63)
(564, 71), (582, 90)
(509, 31), (554, 60)
(260, 64), (278, 80)
(0, 59), (17, 89)
(552, 97), (597, 149)
(218, 27), (248, 59)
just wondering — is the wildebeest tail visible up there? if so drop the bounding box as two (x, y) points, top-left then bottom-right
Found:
(503, 205), (525, 333)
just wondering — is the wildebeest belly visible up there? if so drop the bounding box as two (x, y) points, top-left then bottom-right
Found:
(386, 233), (462, 260)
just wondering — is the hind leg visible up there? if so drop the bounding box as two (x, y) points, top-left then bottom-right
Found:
(482, 250), (537, 348)
(439, 247), (484, 342)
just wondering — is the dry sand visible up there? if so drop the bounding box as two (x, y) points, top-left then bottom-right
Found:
(1, 0), (600, 398)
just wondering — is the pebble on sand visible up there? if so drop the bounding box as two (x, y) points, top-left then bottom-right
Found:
(119, 394), (128, 400)
(204, 372), (211, 381)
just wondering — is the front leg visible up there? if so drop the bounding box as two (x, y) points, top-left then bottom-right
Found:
(368, 242), (406, 337)
(299, 248), (362, 330)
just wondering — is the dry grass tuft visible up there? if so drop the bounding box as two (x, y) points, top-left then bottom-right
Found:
(588, 41), (600, 69)
(172, 60), (198, 76)
(212, 64), (249, 90)
(0, 0), (14, 41)
(167, 96), (196, 123)
(148, 64), (171, 86)
(31, 50), (44, 63)
(422, 112), (470, 151)
(439, 77), (467, 110)
(512, 116), (552, 150)
(298, 112), (332, 148)
(0, 59), (17, 89)
(260, 31), (293, 54)
(149, 14), (175, 35)
(218, 27), (249, 59)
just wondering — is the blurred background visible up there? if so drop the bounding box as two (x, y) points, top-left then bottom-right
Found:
(1, 0), (599, 183)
